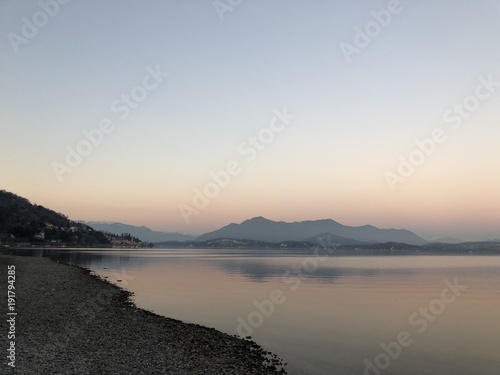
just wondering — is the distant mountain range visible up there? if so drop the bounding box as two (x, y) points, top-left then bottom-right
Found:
(82, 217), (427, 246)
(79, 221), (196, 243)
(196, 217), (428, 245)
(3, 190), (498, 252)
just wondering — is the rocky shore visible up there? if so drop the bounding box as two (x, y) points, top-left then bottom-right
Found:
(0, 254), (286, 374)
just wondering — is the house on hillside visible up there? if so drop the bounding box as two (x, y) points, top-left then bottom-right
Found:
(34, 231), (45, 240)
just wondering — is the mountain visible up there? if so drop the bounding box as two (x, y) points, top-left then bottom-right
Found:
(196, 217), (428, 245)
(80, 221), (195, 243)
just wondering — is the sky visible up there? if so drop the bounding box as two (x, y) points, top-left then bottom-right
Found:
(1, 0), (499, 241)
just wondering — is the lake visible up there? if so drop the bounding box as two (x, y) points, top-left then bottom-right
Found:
(13, 248), (500, 375)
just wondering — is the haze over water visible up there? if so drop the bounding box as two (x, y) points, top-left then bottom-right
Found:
(16, 248), (500, 375)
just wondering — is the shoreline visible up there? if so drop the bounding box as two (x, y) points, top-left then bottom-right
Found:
(0, 254), (287, 374)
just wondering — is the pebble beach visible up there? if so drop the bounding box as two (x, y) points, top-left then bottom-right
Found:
(0, 253), (286, 374)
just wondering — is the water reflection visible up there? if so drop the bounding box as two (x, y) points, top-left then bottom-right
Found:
(11, 248), (500, 375)
(12, 247), (500, 283)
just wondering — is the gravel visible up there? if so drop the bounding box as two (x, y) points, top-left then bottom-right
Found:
(0, 254), (287, 374)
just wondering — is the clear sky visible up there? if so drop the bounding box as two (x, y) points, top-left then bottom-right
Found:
(1, 0), (499, 241)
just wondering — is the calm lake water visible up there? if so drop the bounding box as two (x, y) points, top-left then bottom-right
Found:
(14, 248), (500, 375)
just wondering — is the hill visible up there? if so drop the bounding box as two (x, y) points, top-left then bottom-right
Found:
(0, 190), (151, 248)
(196, 217), (428, 245)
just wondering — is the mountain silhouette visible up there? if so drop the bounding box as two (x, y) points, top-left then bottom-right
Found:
(196, 217), (428, 245)
(80, 221), (195, 243)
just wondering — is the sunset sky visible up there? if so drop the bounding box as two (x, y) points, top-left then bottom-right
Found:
(1, 1), (499, 241)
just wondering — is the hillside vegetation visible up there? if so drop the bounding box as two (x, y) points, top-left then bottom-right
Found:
(0, 190), (150, 247)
